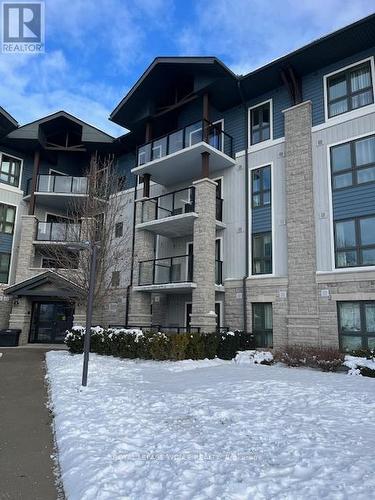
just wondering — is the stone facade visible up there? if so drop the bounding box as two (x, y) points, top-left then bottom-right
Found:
(190, 177), (217, 331)
(14, 215), (38, 283)
(284, 101), (320, 346)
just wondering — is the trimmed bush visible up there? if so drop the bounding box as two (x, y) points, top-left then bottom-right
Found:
(65, 327), (252, 361)
(359, 366), (375, 377)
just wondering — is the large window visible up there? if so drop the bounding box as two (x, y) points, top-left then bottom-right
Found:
(252, 165), (271, 208)
(0, 154), (22, 187)
(331, 135), (375, 189)
(327, 61), (374, 118)
(252, 303), (273, 348)
(0, 253), (11, 283)
(334, 215), (375, 268)
(250, 102), (271, 145)
(338, 301), (375, 351)
(252, 232), (272, 274)
(0, 203), (16, 234)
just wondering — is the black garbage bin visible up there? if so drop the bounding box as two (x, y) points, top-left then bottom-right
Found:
(0, 329), (21, 347)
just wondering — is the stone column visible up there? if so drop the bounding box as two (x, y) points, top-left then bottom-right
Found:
(190, 178), (217, 331)
(15, 215), (38, 283)
(284, 101), (320, 346)
(127, 199), (154, 327)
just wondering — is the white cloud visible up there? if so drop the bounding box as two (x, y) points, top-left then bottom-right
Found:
(177, 0), (374, 75)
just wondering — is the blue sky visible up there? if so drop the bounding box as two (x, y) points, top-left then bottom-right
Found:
(0, 0), (373, 136)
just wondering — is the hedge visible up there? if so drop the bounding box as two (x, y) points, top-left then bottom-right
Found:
(65, 327), (256, 361)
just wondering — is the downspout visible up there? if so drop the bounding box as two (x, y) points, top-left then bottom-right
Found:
(125, 175), (138, 327)
(237, 79), (249, 332)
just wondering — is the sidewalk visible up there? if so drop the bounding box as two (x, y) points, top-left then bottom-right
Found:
(0, 348), (61, 500)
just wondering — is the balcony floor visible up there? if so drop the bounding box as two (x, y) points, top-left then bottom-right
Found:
(136, 212), (198, 238)
(132, 142), (236, 185)
(133, 282), (197, 294)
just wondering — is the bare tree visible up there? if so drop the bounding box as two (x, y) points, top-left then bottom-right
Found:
(39, 153), (132, 317)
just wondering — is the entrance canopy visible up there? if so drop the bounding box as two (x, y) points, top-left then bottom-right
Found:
(4, 271), (84, 299)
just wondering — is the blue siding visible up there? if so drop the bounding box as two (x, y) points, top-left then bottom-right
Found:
(303, 46), (375, 127)
(252, 206), (272, 233)
(0, 233), (13, 253)
(177, 99), (203, 129)
(333, 183), (375, 220)
(117, 152), (136, 189)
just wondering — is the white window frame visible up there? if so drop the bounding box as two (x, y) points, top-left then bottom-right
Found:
(0, 151), (24, 191)
(248, 162), (275, 278)
(0, 200), (17, 285)
(327, 132), (375, 272)
(323, 56), (375, 123)
(248, 99), (273, 148)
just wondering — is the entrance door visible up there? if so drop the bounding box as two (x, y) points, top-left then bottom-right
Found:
(30, 302), (74, 343)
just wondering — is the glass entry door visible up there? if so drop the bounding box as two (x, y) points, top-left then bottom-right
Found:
(30, 301), (74, 343)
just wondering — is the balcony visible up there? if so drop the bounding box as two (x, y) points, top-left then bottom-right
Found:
(25, 175), (89, 210)
(135, 254), (223, 292)
(136, 187), (197, 237)
(132, 119), (236, 185)
(136, 187), (224, 237)
(34, 222), (81, 245)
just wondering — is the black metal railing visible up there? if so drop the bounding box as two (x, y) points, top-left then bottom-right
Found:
(215, 260), (223, 285)
(26, 175), (88, 195)
(140, 187), (195, 223)
(36, 222), (81, 242)
(139, 254), (193, 286)
(137, 119), (234, 166)
(216, 197), (223, 222)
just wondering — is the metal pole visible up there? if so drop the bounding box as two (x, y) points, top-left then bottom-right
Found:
(82, 243), (97, 387)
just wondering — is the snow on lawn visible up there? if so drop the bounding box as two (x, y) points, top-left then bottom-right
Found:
(46, 352), (375, 500)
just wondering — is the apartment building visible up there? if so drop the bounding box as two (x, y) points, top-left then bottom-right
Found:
(1, 14), (374, 350)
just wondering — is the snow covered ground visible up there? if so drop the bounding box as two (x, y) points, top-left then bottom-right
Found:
(46, 352), (375, 500)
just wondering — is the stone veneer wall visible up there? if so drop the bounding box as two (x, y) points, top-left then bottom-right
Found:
(284, 101), (320, 346)
(190, 178), (217, 331)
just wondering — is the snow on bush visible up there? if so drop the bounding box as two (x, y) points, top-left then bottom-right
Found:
(235, 350), (273, 365)
(344, 355), (375, 377)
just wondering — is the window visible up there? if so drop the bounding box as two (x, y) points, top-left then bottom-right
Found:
(115, 222), (123, 238)
(252, 165), (271, 208)
(334, 215), (375, 268)
(252, 232), (272, 274)
(250, 102), (271, 145)
(41, 253), (79, 269)
(327, 61), (374, 118)
(331, 135), (375, 189)
(0, 203), (16, 234)
(111, 271), (120, 287)
(338, 301), (375, 351)
(252, 303), (273, 348)
(0, 154), (22, 187)
(0, 253), (11, 283)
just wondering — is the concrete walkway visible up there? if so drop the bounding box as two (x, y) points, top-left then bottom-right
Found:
(0, 348), (62, 500)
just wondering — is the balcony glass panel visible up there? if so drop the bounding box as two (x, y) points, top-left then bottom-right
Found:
(139, 255), (193, 285)
(168, 129), (184, 154)
(136, 120), (233, 167)
(36, 222), (81, 242)
(141, 187), (195, 223)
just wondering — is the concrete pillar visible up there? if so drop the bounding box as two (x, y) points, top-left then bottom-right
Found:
(15, 215), (37, 283)
(190, 178), (217, 331)
(127, 199), (154, 327)
(283, 101), (320, 346)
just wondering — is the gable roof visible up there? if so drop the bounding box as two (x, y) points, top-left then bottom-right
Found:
(109, 56), (238, 128)
(4, 270), (85, 298)
(6, 110), (115, 144)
